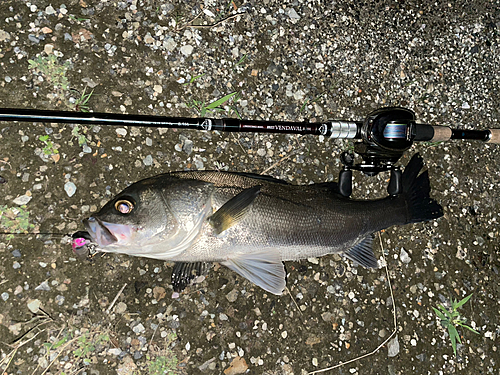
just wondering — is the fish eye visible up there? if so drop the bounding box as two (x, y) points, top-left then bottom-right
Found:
(115, 199), (134, 214)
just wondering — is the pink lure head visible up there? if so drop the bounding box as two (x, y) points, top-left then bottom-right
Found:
(72, 237), (89, 250)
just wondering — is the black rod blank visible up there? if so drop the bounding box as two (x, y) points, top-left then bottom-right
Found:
(0, 107), (361, 139)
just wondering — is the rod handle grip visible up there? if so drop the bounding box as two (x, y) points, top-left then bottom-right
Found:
(429, 126), (452, 142)
(488, 129), (500, 143)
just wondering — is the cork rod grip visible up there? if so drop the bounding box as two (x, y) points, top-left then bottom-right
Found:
(430, 126), (452, 142)
(487, 129), (500, 143)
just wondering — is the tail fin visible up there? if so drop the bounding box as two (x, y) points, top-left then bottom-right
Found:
(401, 153), (443, 224)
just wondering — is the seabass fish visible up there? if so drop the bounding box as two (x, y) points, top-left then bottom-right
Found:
(83, 154), (442, 295)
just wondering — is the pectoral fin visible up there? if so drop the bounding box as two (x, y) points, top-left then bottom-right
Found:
(171, 261), (213, 292)
(222, 251), (286, 295)
(209, 185), (261, 234)
(344, 236), (379, 268)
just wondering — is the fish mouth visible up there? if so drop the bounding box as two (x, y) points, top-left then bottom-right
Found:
(83, 217), (118, 247)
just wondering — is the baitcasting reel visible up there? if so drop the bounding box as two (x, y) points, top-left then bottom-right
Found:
(338, 107), (416, 197)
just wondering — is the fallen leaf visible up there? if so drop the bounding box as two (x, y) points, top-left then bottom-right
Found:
(224, 356), (248, 375)
(306, 335), (321, 346)
(153, 286), (166, 301)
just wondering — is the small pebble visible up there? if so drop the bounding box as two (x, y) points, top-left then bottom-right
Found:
(116, 128), (127, 137)
(180, 45), (194, 56)
(400, 248), (411, 264)
(27, 299), (41, 313)
(55, 295), (65, 305)
(45, 5), (56, 15)
(13, 195), (32, 205)
(133, 351), (142, 360)
(387, 335), (400, 357)
(226, 289), (238, 303)
(109, 348), (122, 355)
(183, 140), (193, 155)
(35, 281), (51, 291)
(1, 292), (9, 301)
(143, 155), (153, 166)
(64, 182), (77, 197)
(133, 323), (145, 334)
(44, 44), (54, 54)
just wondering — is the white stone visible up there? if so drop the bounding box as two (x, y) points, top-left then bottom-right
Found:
(180, 45), (194, 57)
(387, 335), (400, 357)
(45, 5), (56, 15)
(108, 348), (122, 355)
(132, 323), (145, 334)
(116, 128), (127, 136)
(64, 182), (77, 197)
(400, 248), (411, 264)
(287, 8), (300, 20)
(13, 195), (32, 205)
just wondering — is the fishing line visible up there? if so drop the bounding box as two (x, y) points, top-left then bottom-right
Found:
(0, 232), (71, 237)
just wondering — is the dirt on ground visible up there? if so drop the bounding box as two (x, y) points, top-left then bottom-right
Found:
(0, 1), (499, 374)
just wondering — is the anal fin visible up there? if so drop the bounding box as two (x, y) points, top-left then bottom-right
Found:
(344, 236), (379, 268)
(171, 262), (212, 292)
(222, 251), (286, 295)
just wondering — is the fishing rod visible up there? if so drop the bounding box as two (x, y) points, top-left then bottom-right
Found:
(1, 106), (498, 261)
(1, 106), (499, 197)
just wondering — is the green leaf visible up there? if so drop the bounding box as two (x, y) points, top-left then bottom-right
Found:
(461, 324), (480, 334)
(432, 307), (447, 321)
(438, 304), (453, 319)
(53, 336), (69, 349)
(206, 92), (238, 110)
(78, 135), (87, 146)
(449, 324), (461, 344)
(454, 294), (473, 310)
(39, 135), (49, 142)
(448, 325), (458, 355)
